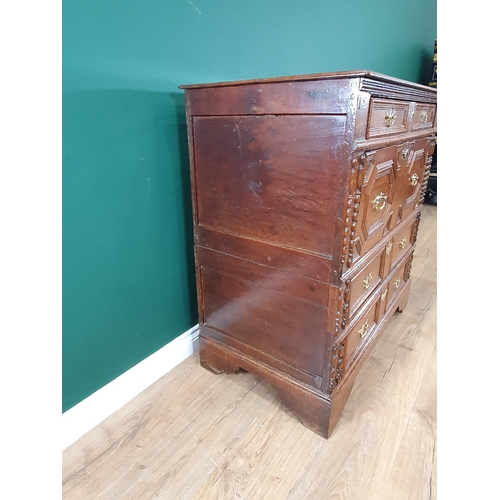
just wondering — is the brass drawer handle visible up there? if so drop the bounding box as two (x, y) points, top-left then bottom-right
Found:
(372, 193), (388, 211)
(420, 110), (429, 124)
(358, 320), (369, 339)
(393, 277), (401, 289)
(399, 236), (408, 249)
(385, 109), (397, 127)
(385, 240), (393, 255)
(362, 272), (373, 290)
(402, 148), (410, 160)
(409, 173), (419, 186)
(381, 290), (388, 301)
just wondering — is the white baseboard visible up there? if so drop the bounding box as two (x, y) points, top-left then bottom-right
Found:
(62, 324), (200, 451)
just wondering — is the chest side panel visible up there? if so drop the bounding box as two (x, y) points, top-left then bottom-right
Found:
(192, 114), (348, 256)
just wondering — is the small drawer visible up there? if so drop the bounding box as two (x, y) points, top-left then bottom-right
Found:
(387, 221), (413, 270)
(386, 256), (409, 306)
(344, 296), (379, 367)
(346, 246), (384, 317)
(411, 103), (436, 131)
(367, 98), (410, 138)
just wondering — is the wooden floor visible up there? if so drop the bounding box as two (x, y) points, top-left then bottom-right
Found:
(63, 204), (437, 500)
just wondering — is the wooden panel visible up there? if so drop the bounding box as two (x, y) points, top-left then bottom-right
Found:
(198, 247), (329, 377)
(193, 114), (348, 256)
(197, 226), (331, 283)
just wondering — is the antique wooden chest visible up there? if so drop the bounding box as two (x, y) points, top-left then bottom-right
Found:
(179, 71), (437, 438)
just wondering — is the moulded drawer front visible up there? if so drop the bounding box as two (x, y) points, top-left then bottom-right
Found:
(347, 246), (384, 318)
(367, 98), (410, 138)
(344, 297), (379, 366)
(350, 145), (398, 264)
(386, 256), (409, 306)
(387, 219), (414, 270)
(398, 138), (431, 221)
(411, 103), (436, 131)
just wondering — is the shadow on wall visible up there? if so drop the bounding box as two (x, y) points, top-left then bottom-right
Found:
(62, 88), (197, 411)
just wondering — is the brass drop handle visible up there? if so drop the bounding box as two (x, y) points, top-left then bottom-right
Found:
(372, 193), (388, 211)
(385, 109), (397, 127)
(385, 240), (393, 255)
(399, 236), (408, 249)
(358, 320), (369, 339)
(420, 110), (429, 124)
(402, 148), (410, 160)
(409, 173), (419, 187)
(394, 277), (401, 289)
(362, 272), (373, 290)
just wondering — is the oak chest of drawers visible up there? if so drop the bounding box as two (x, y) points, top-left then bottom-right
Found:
(180, 71), (437, 438)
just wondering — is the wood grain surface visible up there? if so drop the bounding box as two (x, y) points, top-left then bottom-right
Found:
(63, 204), (437, 500)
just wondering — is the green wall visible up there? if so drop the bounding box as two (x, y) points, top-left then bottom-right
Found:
(63, 0), (436, 411)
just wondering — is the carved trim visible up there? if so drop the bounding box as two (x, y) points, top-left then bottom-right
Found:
(412, 212), (421, 245)
(343, 156), (361, 268)
(419, 138), (436, 204)
(341, 279), (352, 329)
(404, 250), (415, 281)
(341, 193), (354, 266)
(360, 78), (437, 103)
(347, 191), (361, 266)
(334, 284), (344, 338)
(329, 340), (346, 393)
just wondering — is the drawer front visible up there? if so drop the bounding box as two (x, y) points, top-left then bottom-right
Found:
(398, 137), (431, 222)
(367, 98), (410, 139)
(411, 103), (436, 131)
(346, 246), (385, 318)
(344, 296), (379, 367)
(387, 218), (414, 270)
(386, 255), (410, 306)
(351, 145), (398, 263)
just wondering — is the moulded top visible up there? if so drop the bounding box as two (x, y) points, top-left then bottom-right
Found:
(178, 70), (437, 93)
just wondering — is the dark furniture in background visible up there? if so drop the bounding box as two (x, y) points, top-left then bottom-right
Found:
(180, 71), (437, 438)
(425, 39), (437, 205)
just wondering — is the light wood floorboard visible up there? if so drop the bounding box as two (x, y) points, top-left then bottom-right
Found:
(63, 204), (437, 500)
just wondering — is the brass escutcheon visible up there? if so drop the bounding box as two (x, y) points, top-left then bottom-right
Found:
(402, 148), (410, 161)
(409, 173), (419, 186)
(386, 240), (393, 255)
(394, 277), (401, 289)
(381, 290), (388, 301)
(399, 236), (407, 249)
(358, 320), (369, 339)
(385, 109), (397, 127)
(372, 193), (388, 211)
(362, 272), (373, 290)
